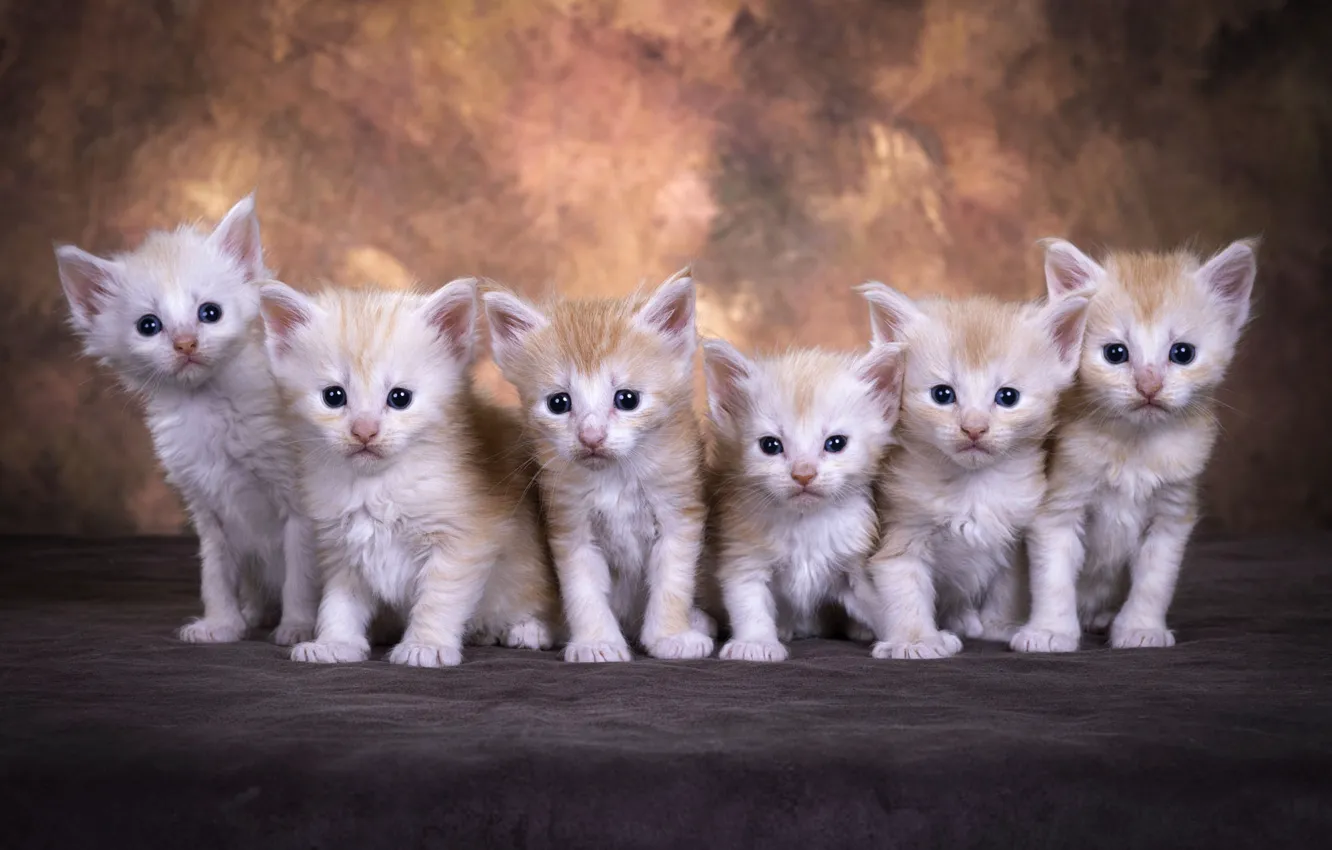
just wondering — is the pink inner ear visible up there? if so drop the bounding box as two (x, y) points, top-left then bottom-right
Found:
(639, 278), (695, 340)
(705, 345), (750, 419)
(859, 344), (905, 411)
(1046, 298), (1091, 364)
(261, 294), (311, 352)
(1044, 242), (1101, 296)
(426, 294), (476, 359)
(212, 198), (263, 277)
(1200, 242), (1257, 307)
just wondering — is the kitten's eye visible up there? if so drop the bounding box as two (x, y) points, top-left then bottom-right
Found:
(387, 388), (413, 410)
(930, 385), (956, 405)
(322, 386), (347, 408)
(994, 387), (1020, 408)
(1169, 342), (1196, 365)
(1103, 343), (1129, 365)
(136, 314), (162, 337)
(824, 435), (848, 453)
(614, 390), (640, 411)
(197, 302), (223, 323)
(759, 436), (784, 456)
(547, 393), (571, 415)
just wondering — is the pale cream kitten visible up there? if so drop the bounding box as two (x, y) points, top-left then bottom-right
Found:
(857, 283), (1092, 659)
(1011, 238), (1257, 653)
(702, 341), (905, 662)
(483, 270), (715, 663)
(259, 279), (559, 667)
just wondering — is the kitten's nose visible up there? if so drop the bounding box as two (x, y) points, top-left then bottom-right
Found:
(172, 335), (198, 355)
(790, 462), (818, 487)
(1135, 368), (1163, 400)
(578, 428), (606, 450)
(961, 424), (989, 442)
(350, 418), (379, 445)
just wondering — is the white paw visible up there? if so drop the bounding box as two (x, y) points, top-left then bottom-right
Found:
(1109, 625), (1176, 649)
(871, 631), (963, 660)
(387, 642), (464, 668)
(645, 629), (715, 660)
(719, 639), (788, 662)
(1087, 610), (1116, 633)
(689, 608), (718, 638)
(178, 618), (247, 644)
(944, 610), (984, 640)
(564, 640), (633, 663)
(270, 621), (315, 646)
(290, 640), (370, 664)
(845, 621), (876, 643)
(1010, 627), (1080, 653)
(504, 619), (553, 650)
(979, 619), (1020, 643)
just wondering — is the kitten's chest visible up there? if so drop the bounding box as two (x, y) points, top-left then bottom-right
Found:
(587, 471), (659, 574)
(922, 465), (1041, 556)
(774, 503), (874, 609)
(337, 493), (419, 610)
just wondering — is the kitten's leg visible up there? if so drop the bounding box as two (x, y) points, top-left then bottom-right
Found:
(390, 541), (498, 668)
(978, 549), (1028, 643)
(178, 509), (248, 643)
(272, 515), (318, 646)
(552, 518), (633, 663)
(640, 510), (715, 660)
(1011, 512), (1085, 653)
(865, 539), (961, 660)
(718, 562), (787, 662)
(291, 558), (373, 664)
(942, 605), (984, 640)
(840, 585), (879, 643)
(1110, 484), (1196, 649)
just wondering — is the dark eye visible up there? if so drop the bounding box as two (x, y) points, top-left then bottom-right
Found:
(1103, 343), (1129, 365)
(197, 302), (222, 323)
(136, 314), (162, 336)
(614, 390), (640, 411)
(322, 386), (346, 408)
(387, 388), (413, 410)
(547, 393), (571, 415)
(930, 385), (956, 405)
(995, 387), (1020, 408)
(1169, 342), (1196, 365)
(824, 435), (848, 453)
(759, 436), (783, 456)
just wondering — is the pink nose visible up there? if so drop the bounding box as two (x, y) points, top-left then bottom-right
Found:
(578, 429), (606, 450)
(790, 462), (817, 487)
(962, 425), (988, 442)
(351, 419), (379, 445)
(173, 335), (198, 355)
(1135, 369), (1163, 400)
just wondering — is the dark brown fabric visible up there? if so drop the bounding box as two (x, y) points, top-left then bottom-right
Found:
(1, 535), (1329, 848)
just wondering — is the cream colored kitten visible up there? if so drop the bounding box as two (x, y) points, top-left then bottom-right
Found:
(260, 279), (558, 667)
(703, 341), (904, 662)
(1011, 239), (1257, 653)
(858, 284), (1091, 659)
(483, 270), (715, 663)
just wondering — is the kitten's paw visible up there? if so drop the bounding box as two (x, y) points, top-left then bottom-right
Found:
(466, 629), (503, 646)
(689, 608), (719, 639)
(504, 619), (553, 650)
(646, 630), (714, 660)
(270, 620), (315, 646)
(845, 621), (876, 643)
(388, 642), (464, 668)
(1087, 611), (1116, 634)
(979, 619), (1020, 643)
(719, 639), (788, 662)
(1010, 627), (1080, 653)
(1109, 625), (1175, 650)
(871, 631), (963, 660)
(290, 640), (370, 664)
(943, 610), (984, 640)
(564, 640), (633, 663)
(178, 618), (247, 644)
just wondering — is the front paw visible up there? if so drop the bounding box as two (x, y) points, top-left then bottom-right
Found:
(504, 619), (554, 650)
(719, 639), (788, 662)
(689, 608), (719, 639)
(388, 642), (464, 668)
(1010, 627), (1080, 653)
(178, 618), (247, 644)
(270, 620), (315, 646)
(564, 640), (633, 663)
(845, 621), (876, 643)
(646, 629), (715, 660)
(1109, 624), (1176, 649)
(943, 610), (984, 640)
(1087, 610), (1116, 633)
(871, 630), (963, 660)
(290, 640), (370, 664)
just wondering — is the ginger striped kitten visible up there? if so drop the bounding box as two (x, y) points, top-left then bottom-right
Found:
(858, 283), (1092, 659)
(260, 279), (558, 667)
(1011, 238), (1257, 653)
(483, 270), (714, 663)
(702, 341), (904, 662)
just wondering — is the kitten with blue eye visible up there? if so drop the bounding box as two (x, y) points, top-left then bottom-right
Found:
(1011, 239), (1257, 653)
(54, 196), (318, 645)
(259, 279), (559, 667)
(856, 282), (1092, 659)
(702, 341), (905, 661)
(482, 270), (715, 662)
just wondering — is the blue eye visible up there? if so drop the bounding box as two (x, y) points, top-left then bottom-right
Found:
(547, 393), (571, 415)
(136, 314), (162, 336)
(824, 435), (848, 453)
(994, 387), (1020, 408)
(197, 302), (222, 323)
(930, 385), (956, 405)
(1169, 342), (1195, 365)
(614, 390), (640, 411)
(759, 436), (783, 455)
(1103, 343), (1129, 364)
(322, 386), (346, 408)
(387, 388), (412, 410)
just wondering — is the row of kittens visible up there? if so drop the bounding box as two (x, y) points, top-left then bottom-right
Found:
(54, 195), (1257, 665)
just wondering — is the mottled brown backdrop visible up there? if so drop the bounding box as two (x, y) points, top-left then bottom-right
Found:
(1, 0), (1329, 535)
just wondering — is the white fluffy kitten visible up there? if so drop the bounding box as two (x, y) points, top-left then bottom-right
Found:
(54, 196), (318, 645)
(1011, 239), (1257, 653)
(857, 283), (1091, 659)
(260, 279), (558, 668)
(703, 341), (904, 662)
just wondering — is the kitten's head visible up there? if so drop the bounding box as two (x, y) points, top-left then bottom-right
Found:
(259, 279), (478, 473)
(54, 195), (268, 390)
(482, 269), (697, 470)
(703, 341), (904, 511)
(1041, 238), (1257, 423)
(859, 283), (1091, 469)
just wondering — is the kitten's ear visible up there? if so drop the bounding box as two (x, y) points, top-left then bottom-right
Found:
(855, 282), (922, 344)
(1197, 237), (1258, 329)
(633, 267), (696, 355)
(701, 338), (752, 424)
(856, 342), (906, 421)
(258, 281), (317, 358)
(482, 289), (549, 373)
(1040, 293), (1093, 370)
(1040, 238), (1104, 298)
(423, 278), (479, 363)
(208, 193), (265, 280)
(54, 244), (120, 331)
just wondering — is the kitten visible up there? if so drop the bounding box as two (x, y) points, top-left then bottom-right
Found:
(482, 269), (715, 662)
(702, 340), (905, 662)
(54, 196), (318, 645)
(1011, 239), (1257, 652)
(259, 279), (559, 667)
(857, 283), (1092, 659)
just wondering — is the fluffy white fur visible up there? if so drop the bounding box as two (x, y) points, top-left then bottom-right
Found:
(54, 196), (318, 645)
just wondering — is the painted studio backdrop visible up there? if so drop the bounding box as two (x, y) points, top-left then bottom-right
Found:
(0, 0), (1329, 535)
